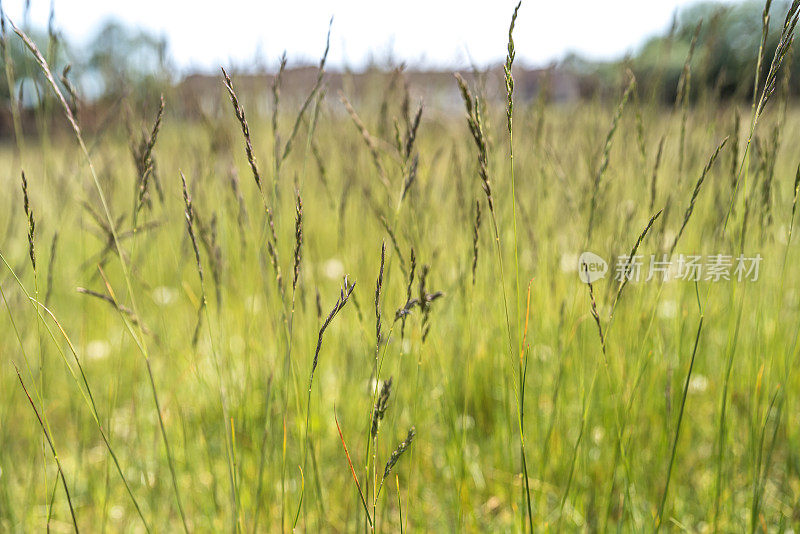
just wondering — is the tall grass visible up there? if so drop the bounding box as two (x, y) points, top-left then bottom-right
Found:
(3, 2), (800, 532)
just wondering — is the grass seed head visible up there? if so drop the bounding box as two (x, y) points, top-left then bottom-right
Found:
(222, 67), (263, 191)
(371, 376), (393, 438)
(383, 427), (416, 480)
(21, 171), (35, 270)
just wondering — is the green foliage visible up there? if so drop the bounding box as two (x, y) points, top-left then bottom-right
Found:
(632, 1), (800, 101)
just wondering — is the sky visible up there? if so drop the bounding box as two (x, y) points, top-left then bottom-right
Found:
(6, 0), (738, 72)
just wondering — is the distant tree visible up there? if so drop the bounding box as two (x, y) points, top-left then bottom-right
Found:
(0, 23), (65, 107)
(86, 19), (171, 103)
(632, 1), (799, 103)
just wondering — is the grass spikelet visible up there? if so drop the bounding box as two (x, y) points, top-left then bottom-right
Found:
(132, 94), (165, 226)
(301, 277), (355, 518)
(404, 104), (423, 161)
(418, 265), (431, 342)
(311, 141), (333, 204)
(676, 21), (701, 181)
(583, 265), (605, 356)
(586, 75), (635, 242)
(58, 63), (79, 119)
(504, 2), (521, 135)
(757, 0), (800, 116)
(730, 109), (741, 194)
(471, 199), (482, 285)
(11, 22), (80, 135)
(400, 247), (416, 338)
(221, 67), (263, 192)
(194, 212), (223, 308)
(414, 265), (443, 344)
(461, 114), (518, 480)
(455, 73), (493, 215)
(340, 92), (390, 189)
(382, 427), (415, 481)
(378, 214), (406, 273)
(400, 154), (418, 202)
(271, 51), (287, 155)
(378, 67), (402, 139)
(371, 376), (392, 438)
(266, 206), (284, 298)
(759, 124), (781, 229)
(228, 166), (249, 230)
(314, 286), (323, 320)
(669, 137), (728, 255)
(293, 190), (303, 294)
(181, 173), (237, 530)
(180, 171), (204, 287)
(725, 0), (800, 231)
(634, 97), (646, 168)
(394, 98), (424, 206)
(754, 0), (774, 109)
(279, 19), (331, 167)
(77, 286), (148, 334)
(375, 241), (386, 356)
(395, 298), (419, 322)
(649, 136), (665, 212)
(610, 209), (663, 317)
(310, 277), (356, 388)
(180, 171), (206, 346)
(21, 171), (35, 270)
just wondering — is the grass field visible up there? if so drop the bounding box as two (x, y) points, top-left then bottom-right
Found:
(3, 5), (800, 532)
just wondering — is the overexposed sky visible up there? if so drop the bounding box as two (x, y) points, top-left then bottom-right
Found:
(6, 0), (737, 72)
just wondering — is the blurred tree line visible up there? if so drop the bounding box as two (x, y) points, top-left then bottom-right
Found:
(0, 10), (170, 124)
(629, 0), (799, 103)
(561, 1), (800, 103)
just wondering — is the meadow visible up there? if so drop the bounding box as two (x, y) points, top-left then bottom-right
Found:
(2, 3), (800, 532)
